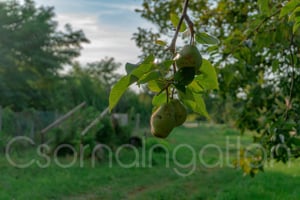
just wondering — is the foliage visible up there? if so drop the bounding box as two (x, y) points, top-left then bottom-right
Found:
(49, 107), (133, 155)
(145, 137), (171, 153)
(132, 0), (300, 176)
(85, 57), (122, 88)
(109, 0), (219, 127)
(52, 62), (110, 111)
(0, 107), (57, 139)
(94, 115), (133, 147)
(0, 0), (89, 111)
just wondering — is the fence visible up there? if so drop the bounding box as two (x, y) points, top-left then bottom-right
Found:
(0, 107), (60, 139)
(0, 104), (132, 144)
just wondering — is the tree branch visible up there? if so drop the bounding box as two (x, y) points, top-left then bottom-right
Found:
(255, 9), (280, 33)
(223, 8), (281, 60)
(284, 33), (295, 120)
(168, 0), (189, 54)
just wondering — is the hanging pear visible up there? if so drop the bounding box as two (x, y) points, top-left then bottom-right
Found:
(150, 103), (176, 138)
(175, 45), (202, 72)
(174, 67), (196, 87)
(170, 99), (187, 126)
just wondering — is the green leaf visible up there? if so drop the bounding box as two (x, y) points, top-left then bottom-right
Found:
(174, 67), (195, 86)
(195, 32), (220, 45)
(174, 83), (186, 93)
(195, 59), (219, 90)
(111, 54), (156, 110)
(155, 40), (167, 46)
(160, 60), (174, 71)
(258, 0), (271, 16)
(148, 80), (165, 93)
(131, 63), (153, 78)
(290, 137), (300, 146)
(109, 75), (138, 111)
(138, 71), (161, 84)
(143, 54), (155, 64)
(179, 87), (209, 119)
(288, 7), (300, 22)
(125, 63), (138, 74)
(291, 7), (300, 33)
(293, 21), (300, 33)
(178, 87), (196, 108)
(279, 0), (300, 19)
(240, 47), (251, 63)
(222, 68), (234, 86)
(189, 80), (204, 93)
(193, 93), (209, 119)
(170, 13), (186, 32)
(152, 92), (167, 108)
(126, 54), (155, 76)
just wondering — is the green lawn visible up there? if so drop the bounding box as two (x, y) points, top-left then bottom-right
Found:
(1, 124), (300, 199)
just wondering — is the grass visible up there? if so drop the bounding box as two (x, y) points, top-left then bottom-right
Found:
(1, 124), (300, 199)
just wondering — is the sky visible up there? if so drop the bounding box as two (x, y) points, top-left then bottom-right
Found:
(33, 0), (153, 74)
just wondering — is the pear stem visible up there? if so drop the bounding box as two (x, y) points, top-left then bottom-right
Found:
(184, 14), (195, 45)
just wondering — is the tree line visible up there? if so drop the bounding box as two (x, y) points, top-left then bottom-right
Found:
(0, 0), (151, 117)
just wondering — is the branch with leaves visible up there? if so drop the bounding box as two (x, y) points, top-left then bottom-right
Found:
(108, 0), (220, 139)
(109, 0), (219, 118)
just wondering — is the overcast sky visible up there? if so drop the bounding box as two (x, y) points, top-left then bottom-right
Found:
(34, 0), (152, 74)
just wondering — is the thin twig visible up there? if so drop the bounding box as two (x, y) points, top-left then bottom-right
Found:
(157, 81), (172, 96)
(255, 9), (280, 33)
(168, 0), (189, 54)
(172, 62), (177, 74)
(284, 33), (295, 120)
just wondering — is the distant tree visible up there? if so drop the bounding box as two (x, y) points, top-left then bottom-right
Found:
(114, 90), (152, 126)
(50, 58), (124, 111)
(54, 61), (113, 111)
(85, 57), (122, 88)
(0, 0), (89, 110)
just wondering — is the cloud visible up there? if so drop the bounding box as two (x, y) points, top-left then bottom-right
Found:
(80, 1), (141, 12)
(35, 0), (141, 13)
(54, 13), (142, 75)
(33, 0), (154, 75)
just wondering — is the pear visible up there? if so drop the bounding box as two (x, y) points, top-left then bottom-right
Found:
(150, 103), (176, 138)
(170, 99), (187, 126)
(174, 67), (196, 86)
(175, 45), (202, 73)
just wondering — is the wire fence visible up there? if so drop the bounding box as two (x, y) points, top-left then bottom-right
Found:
(0, 107), (60, 140)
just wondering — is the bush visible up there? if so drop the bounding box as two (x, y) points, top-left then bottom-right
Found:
(1, 106), (135, 157)
(95, 116), (115, 145)
(95, 116), (133, 147)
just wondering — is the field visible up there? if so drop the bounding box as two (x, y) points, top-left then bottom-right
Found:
(1, 124), (300, 200)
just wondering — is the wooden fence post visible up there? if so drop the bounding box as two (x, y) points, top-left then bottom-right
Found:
(81, 107), (109, 137)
